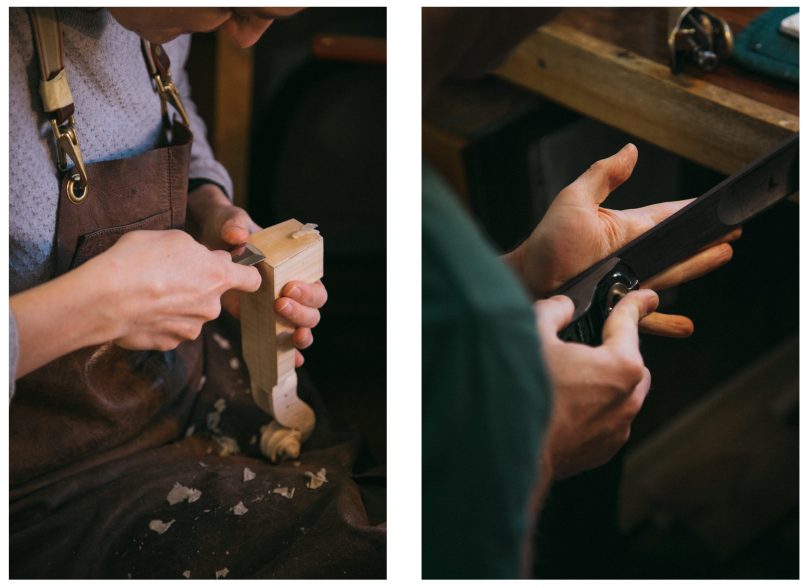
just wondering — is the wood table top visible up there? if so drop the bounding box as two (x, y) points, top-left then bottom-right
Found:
(496, 7), (799, 175)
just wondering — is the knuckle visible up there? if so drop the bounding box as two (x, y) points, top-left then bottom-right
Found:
(204, 300), (222, 321)
(625, 393), (644, 417)
(155, 337), (178, 352)
(617, 353), (645, 386)
(589, 158), (609, 175)
(180, 323), (202, 341)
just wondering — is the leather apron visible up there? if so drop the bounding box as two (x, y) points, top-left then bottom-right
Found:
(10, 9), (199, 490)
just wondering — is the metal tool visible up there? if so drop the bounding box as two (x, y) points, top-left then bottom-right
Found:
(555, 132), (799, 344)
(669, 7), (733, 73)
(231, 243), (266, 266)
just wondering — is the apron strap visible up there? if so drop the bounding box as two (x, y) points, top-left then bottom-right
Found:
(29, 7), (89, 200)
(142, 40), (191, 128)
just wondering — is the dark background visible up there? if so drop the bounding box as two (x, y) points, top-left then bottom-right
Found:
(188, 8), (387, 465)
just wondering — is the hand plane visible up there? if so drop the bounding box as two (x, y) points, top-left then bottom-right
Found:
(554, 133), (798, 345)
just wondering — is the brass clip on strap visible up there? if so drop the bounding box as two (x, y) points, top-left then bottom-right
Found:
(50, 116), (89, 203)
(30, 7), (89, 201)
(142, 40), (190, 128)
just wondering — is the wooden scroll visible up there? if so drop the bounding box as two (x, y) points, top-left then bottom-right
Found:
(240, 219), (324, 461)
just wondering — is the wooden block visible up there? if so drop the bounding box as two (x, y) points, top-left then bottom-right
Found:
(240, 219), (323, 440)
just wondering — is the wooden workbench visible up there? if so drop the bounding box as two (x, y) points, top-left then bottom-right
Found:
(495, 8), (799, 175)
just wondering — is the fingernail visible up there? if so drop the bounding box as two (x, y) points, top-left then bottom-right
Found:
(278, 301), (291, 314)
(287, 286), (301, 298)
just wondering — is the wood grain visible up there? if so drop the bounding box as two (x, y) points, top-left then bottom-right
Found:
(240, 219), (323, 426)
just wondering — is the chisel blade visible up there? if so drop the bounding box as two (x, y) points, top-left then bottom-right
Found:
(231, 243), (266, 266)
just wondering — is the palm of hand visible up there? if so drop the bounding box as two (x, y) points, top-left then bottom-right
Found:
(521, 198), (639, 297)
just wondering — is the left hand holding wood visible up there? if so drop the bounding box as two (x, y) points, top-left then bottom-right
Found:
(188, 183), (328, 364)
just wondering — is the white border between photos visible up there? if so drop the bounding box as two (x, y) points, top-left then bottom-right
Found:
(1, 1), (807, 586)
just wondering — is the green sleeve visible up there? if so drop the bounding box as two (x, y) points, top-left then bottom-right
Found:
(422, 164), (551, 579)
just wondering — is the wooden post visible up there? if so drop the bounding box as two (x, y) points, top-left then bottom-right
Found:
(240, 219), (324, 461)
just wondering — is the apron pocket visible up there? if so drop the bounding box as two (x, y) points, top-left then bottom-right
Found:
(70, 209), (172, 269)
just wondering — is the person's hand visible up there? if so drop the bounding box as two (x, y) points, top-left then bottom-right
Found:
(94, 229), (261, 351)
(187, 183), (328, 367)
(536, 290), (658, 480)
(504, 144), (741, 337)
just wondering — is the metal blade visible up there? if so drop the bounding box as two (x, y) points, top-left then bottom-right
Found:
(231, 243), (266, 266)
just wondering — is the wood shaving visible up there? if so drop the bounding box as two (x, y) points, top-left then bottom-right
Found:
(243, 467), (256, 482)
(215, 567), (229, 579)
(291, 223), (319, 238)
(148, 519), (175, 535)
(232, 501), (248, 516)
(206, 411), (221, 432)
(212, 332), (231, 350)
(184, 425), (195, 438)
(272, 486), (295, 499)
(182, 570), (191, 578)
(229, 357), (240, 370)
(249, 435), (257, 445)
(198, 461), (208, 468)
(292, 461), (302, 467)
(213, 398), (227, 413)
(213, 435), (240, 456)
(196, 375), (207, 392)
(167, 482), (202, 505)
(304, 468), (328, 489)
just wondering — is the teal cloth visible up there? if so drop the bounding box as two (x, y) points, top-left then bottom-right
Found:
(732, 8), (799, 84)
(422, 163), (551, 579)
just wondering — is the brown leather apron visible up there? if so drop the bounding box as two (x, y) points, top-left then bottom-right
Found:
(10, 9), (198, 489)
(11, 10), (385, 579)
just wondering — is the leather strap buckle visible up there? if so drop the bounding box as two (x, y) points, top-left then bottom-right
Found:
(154, 74), (191, 128)
(142, 41), (190, 128)
(50, 115), (89, 202)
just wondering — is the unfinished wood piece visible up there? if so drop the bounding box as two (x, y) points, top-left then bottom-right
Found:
(240, 219), (323, 461)
(495, 22), (798, 175)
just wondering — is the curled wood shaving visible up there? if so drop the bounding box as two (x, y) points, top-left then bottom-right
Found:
(272, 486), (295, 499)
(243, 467), (256, 482)
(213, 435), (240, 456)
(291, 223), (320, 238)
(167, 482), (201, 505)
(215, 567), (229, 579)
(232, 501), (248, 516)
(304, 468), (328, 489)
(148, 519), (175, 535)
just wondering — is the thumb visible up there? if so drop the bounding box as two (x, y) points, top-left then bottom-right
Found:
(220, 209), (253, 245)
(565, 143), (638, 206)
(535, 295), (576, 340)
